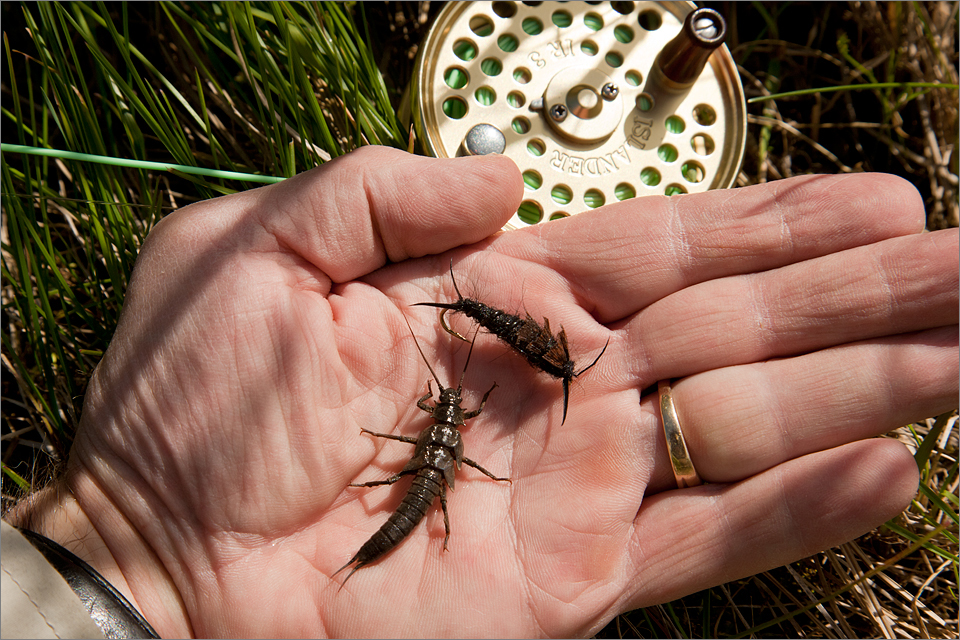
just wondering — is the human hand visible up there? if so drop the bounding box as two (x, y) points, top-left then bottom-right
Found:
(37, 147), (957, 637)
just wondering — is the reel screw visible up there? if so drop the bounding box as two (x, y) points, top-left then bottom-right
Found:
(600, 83), (619, 101)
(549, 104), (568, 122)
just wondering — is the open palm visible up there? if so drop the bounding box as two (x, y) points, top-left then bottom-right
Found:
(67, 147), (957, 637)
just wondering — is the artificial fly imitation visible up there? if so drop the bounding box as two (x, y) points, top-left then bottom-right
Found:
(414, 261), (609, 424)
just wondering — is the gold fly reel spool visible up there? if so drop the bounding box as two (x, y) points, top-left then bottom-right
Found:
(410, 1), (747, 231)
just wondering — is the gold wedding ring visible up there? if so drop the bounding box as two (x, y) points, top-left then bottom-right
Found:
(658, 379), (702, 489)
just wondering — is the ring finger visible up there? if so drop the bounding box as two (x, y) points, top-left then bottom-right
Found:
(643, 325), (958, 493)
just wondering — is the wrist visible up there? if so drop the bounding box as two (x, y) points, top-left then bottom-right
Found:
(7, 467), (193, 637)
(7, 481), (127, 596)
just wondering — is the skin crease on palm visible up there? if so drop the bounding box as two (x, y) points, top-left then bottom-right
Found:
(9, 146), (957, 638)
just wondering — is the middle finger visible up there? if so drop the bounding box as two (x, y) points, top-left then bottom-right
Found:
(626, 228), (958, 384)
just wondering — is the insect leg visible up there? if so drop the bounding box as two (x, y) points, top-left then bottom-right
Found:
(462, 457), (511, 483)
(439, 484), (451, 550)
(359, 428), (418, 445)
(417, 382), (435, 412)
(462, 381), (498, 419)
(349, 468), (417, 488)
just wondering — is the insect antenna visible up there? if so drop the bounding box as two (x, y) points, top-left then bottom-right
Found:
(447, 259), (465, 300)
(440, 261), (469, 341)
(402, 313), (444, 391)
(456, 327), (483, 394)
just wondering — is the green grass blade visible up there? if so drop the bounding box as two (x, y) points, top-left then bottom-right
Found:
(914, 411), (955, 470)
(2, 145), (285, 183)
(2, 464), (32, 492)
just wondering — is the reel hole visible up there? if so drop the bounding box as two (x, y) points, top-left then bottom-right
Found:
(665, 184), (688, 196)
(585, 13), (604, 31)
(625, 70), (642, 86)
(444, 67), (469, 90)
(666, 115), (686, 134)
(522, 17), (543, 35)
(550, 184), (573, 205)
(474, 87), (496, 106)
(584, 189), (606, 209)
(691, 133), (715, 156)
(469, 15), (495, 37)
(638, 10), (662, 31)
(526, 139), (546, 157)
(498, 34), (519, 52)
(492, 2), (517, 18)
(640, 167), (661, 186)
(523, 170), (543, 190)
(518, 200), (544, 225)
(442, 97), (468, 120)
(611, 2), (635, 15)
(693, 104), (717, 126)
(614, 25), (635, 43)
(615, 183), (636, 200)
(551, 10), (573, 28)
(681, 162), (706, 183)
(507, 91), (526, 108)
(513, 67), (532, 84)
(605, 51), (624, 68)
(657, 144), (678, 163)
(453, 39), (478, 61)
(512, 116), (531, 133)
(481, 58), (503, 77)
(637, 93), (654, 111)
(581, 40), (599, 56)
(550, 212), (570, 221)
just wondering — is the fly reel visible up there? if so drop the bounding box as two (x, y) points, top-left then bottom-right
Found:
(409, 1), (747, 230)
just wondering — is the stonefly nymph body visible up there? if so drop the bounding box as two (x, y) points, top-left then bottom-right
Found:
(333, 324), (510, 588)
(414, 261), (608, 424)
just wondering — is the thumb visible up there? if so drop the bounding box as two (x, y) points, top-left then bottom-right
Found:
(256, 146), (523, 282)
